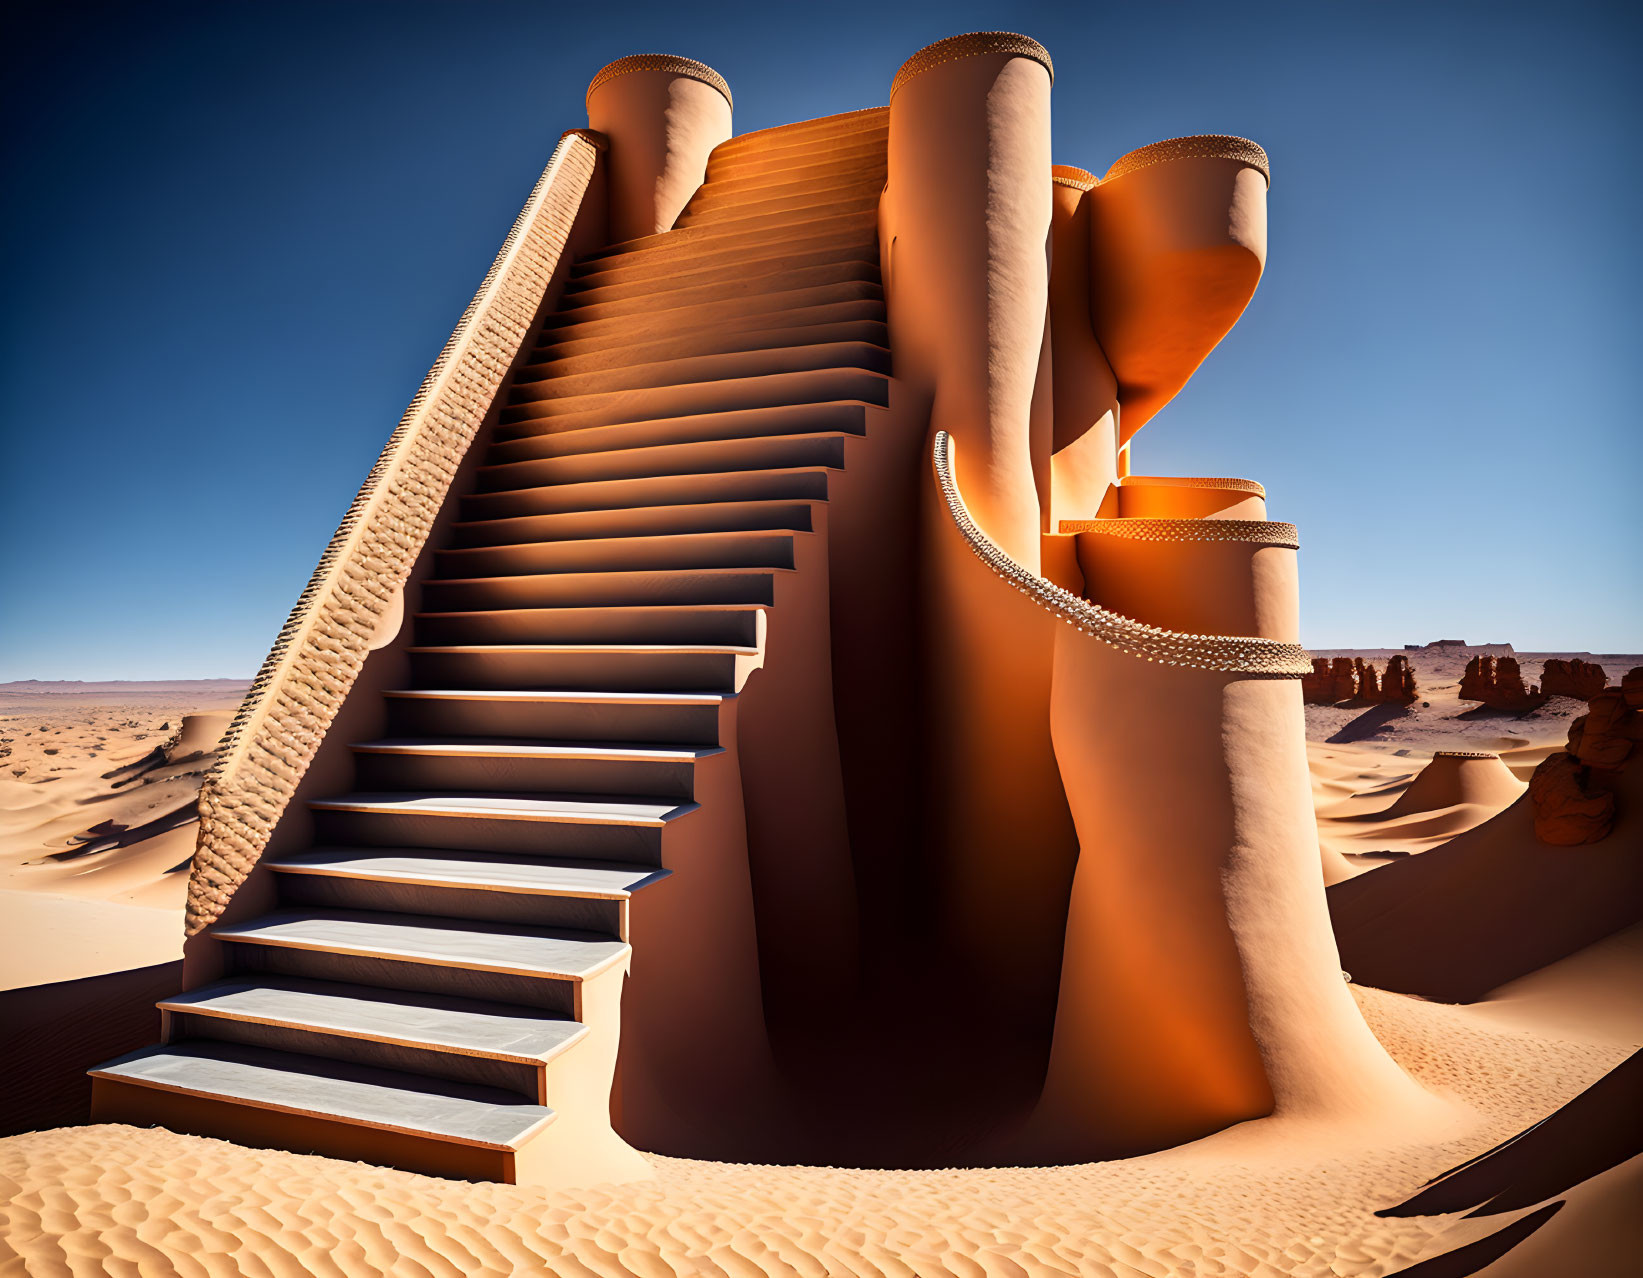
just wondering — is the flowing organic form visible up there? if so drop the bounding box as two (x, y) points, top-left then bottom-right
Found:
(90, 33), (1420, 1184)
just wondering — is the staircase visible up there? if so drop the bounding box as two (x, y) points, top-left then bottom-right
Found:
(91, 107), (891, 1182)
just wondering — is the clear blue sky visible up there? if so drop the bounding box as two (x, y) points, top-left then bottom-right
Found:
(2, 1), (1638, 679)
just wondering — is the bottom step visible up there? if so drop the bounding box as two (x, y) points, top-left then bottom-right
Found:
(90, 1040), (555, 1152)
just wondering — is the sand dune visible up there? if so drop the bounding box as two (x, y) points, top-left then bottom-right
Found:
(0, 686), (243, 989)
(1329, 755), (1643, 1003)
(1382, 752), (1524, 817)
(1309, 743), (1526, 879)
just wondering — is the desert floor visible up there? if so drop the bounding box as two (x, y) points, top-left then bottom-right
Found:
(1, 652), (1639, 1277)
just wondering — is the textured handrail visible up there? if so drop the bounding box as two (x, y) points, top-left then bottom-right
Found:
(934, 432), (1311, 675)
(187, 130), (604, 937)
(1058, 517), (1300, 549)
(891, 31), (1054, 98)
(1103, 134), (1270, 186)
(1051, 164), (1097, 191)
(587, 55), (733, 110)
(1121, 474), (1267, 498)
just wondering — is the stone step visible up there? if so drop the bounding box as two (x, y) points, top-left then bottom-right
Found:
(510, 342), (887, 406)
(483, 402), (869, 467)
(568, 217), (875, 288)
(701, 132), (885, 182)
(691, 146), (885, 198)
(160, 976), (587, 1066)
(307, 792), (695, 862)
(498, 369), (887, 435)
(406, 644), (759, 694)
(673, 185), (877, 233)
(90, 1041), (557, 1150)
(384, 688), (730, 745)
(213, 907), (629, 982)
(568, 220), (878, 296)
(547, 257), (879, 328)
(575, 202), (874, 265)
(418, 567), (782, 614)
(534, 279), (882, 349)
(270, 848), (667, 901)
(683, 171), (885, 219)
(708, 110), (888, 164)
(476, 428), (852, 491)
(435, 530), (797, 579)
(458, 467), (833, 522)
(527, 316), (887, 379)
(348, 736), (719, 799)
(268, 847), (668, 934)
(559, 240), (877, 308)
(413, 601), (764, 648)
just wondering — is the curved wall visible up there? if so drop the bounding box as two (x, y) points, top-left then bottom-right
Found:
(1066, 518), (1301, 640)
(1117, 475), (1268, 520)
(586, 55), (733, 244)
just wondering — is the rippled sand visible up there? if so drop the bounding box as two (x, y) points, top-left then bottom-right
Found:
(2, 985), (1631, 1277)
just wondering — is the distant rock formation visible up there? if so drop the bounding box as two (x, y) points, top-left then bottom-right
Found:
(1303, 657), (1360, 704)
(1528, 668), (1642, 845)
(1458, 655), (1545, 710)
(1303, 654), (1418, 705)
(1541, 658), (1607, 701)
(1378, 654), (1419, 704)
(1405, 639), (1515, 656)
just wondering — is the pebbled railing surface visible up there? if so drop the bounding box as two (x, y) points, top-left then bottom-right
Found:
(1060, 517), (1300, 549)
(186, 130), (604, 937)
(1120, 474), (1267, 498)
(934, 432), (1311, 675)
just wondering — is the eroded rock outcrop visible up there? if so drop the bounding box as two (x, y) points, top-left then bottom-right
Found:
(1541, 658), (1607, 701)
(1303, 657), (1361, 704)
(1459, 655), (1545, 710)
(1378, 654), (1419, 704)
(1303, 655), (1418, 705)
(1529, 668), (1643, 845)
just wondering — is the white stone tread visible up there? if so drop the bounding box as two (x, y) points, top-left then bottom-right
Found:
(269, 847), (669, 899)
(351, 738), (722, 761)
(309, 791), (698, 825)
(212, 908), (629, 981)
(386, 689), (733, 706)
(406, 643), (757, 656)
(90, 1042), (555, 1149)
(159, 976), (588, 1063)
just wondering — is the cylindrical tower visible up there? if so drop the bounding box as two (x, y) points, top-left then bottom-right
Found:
(586, 54), (733, 244)
(882, 31), (1055, 567)
(888, 34), (1081, 1042)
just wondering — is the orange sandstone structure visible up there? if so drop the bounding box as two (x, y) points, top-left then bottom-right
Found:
(91, 34), (1422, 1183)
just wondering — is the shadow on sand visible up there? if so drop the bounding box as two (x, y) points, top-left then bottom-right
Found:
(1326, 703), (1414, 744)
